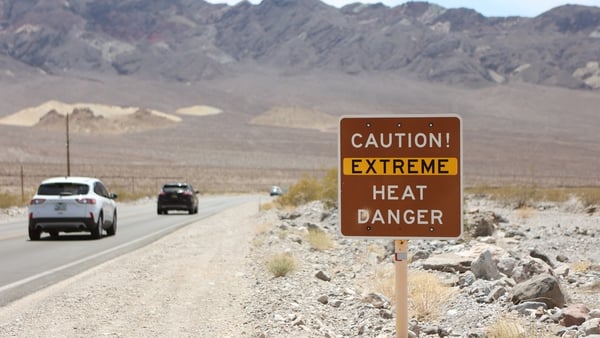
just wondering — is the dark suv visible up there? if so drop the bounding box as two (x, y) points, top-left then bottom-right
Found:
(157, 183), (199, 215)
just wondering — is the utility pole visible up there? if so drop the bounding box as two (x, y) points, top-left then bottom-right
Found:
(66, 112), (70, 177)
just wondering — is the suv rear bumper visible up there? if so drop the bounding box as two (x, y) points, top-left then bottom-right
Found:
(157, 198), (195, 209)
(29, 217), (96, 233)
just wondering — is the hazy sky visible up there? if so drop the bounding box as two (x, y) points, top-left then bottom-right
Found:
(204, 0), (600, 17)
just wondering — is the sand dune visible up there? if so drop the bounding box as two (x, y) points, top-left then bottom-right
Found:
(250, 106), (337, 132)
(0, 100), (181, 127)
(176, 105), (223, 116)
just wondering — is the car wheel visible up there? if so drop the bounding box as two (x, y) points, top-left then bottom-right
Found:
(49, 231), (59, 239)
(106, 211), (117, 236)
(91, 214), (103, 239)
(29, 227), (41, 241)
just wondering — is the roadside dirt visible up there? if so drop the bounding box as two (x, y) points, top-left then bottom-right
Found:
(0, 201), (259, 337)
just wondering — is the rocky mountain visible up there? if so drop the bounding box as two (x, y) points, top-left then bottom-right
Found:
(1, 0), (599, 89)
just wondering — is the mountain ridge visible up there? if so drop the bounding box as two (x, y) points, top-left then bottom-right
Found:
(1, 0), (599, 89)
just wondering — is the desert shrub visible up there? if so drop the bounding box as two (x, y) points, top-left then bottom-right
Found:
(487, 315), (543, 338)
(494, 185), (537, 208)
(259, 201), (275, 211)
(276, 168), (338, 208)
(516, 206), (536, 219)
(112, 187), (156, 202)
(306, 228), (333, 251)
(0, 191), (24, 208)
(370, 264), (395, 303)
(266, 253), (296, 277)
(320, 168), (338, 208)
(575, 187), (600, 206)
(409, 271), (456, 320)
(252, 223), (272, 247)
(277, 229), (288, 240)
(277, 175), (321, 207)
(487, 317), (526, 338)
(572, 260), (591, 273)
(369, 267), (455, 319)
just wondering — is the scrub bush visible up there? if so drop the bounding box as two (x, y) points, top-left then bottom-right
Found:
(276, 168), (338, 208)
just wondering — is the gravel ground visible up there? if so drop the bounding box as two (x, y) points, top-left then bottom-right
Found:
(0, 200), (259, 337)
(0, 195), (598, 337)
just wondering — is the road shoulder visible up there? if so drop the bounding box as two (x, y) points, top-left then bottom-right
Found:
(0, 200), (259, 337)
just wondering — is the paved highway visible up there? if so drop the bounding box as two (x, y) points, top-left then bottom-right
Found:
(0, 194), (260, 306)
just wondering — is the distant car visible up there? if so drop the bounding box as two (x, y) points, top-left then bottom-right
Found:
(28, 176), (118, 240)
(157, 182), (199, 215)
(270, 185), (283, 196)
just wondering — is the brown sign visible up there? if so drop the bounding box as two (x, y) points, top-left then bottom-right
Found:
(338, 115), (462, 238)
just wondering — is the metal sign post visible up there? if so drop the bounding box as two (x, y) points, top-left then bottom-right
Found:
(395, 239), (408, 338)
(338, 115), (463, 338)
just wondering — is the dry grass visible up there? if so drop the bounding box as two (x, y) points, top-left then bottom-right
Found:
(409, 271), (456, 320)
(370, 264), (395, 303)
(578, 188), (600, 206)
(572, 260), (591, 273)
(259, 201), (275, 211)
(369, 267), (455, 320)
(276, 175), (322, 207)
(275, 168), (338, 209)
(486, 314), (549, 338)
(266, 253), (297, 277)
(516, 206), (536, 219)
(306, 228), (334, 251)
(251, 222), (273, 248)
(112, 187), (158, 202)
(487, 315), (528, 338)
(466, 185), (600, 207)
(0, 191), (25, 208)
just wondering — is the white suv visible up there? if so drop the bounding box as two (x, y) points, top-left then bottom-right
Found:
(28, 177), (118, 240)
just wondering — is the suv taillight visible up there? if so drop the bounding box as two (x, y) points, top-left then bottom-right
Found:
(76, 198), (96, 204)
(30, 198), (46, 205)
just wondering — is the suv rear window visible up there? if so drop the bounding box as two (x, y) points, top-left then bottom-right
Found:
(37, 183), (89, 195)
(162, 184), (189, 192)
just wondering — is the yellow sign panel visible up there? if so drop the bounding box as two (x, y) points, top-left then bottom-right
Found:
(343, 157), (458, 175)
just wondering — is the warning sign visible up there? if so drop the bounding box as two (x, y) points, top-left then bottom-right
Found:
(338, 115), (462, 239)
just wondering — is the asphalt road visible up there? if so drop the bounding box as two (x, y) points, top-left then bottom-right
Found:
(0, 194), (260, 306)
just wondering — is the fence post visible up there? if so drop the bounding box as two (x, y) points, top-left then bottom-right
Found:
(20, 165), (25, 203)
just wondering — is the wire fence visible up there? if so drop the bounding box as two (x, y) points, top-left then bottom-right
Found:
(0, 168), (178, 204)
(0, 162), (319, 204)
